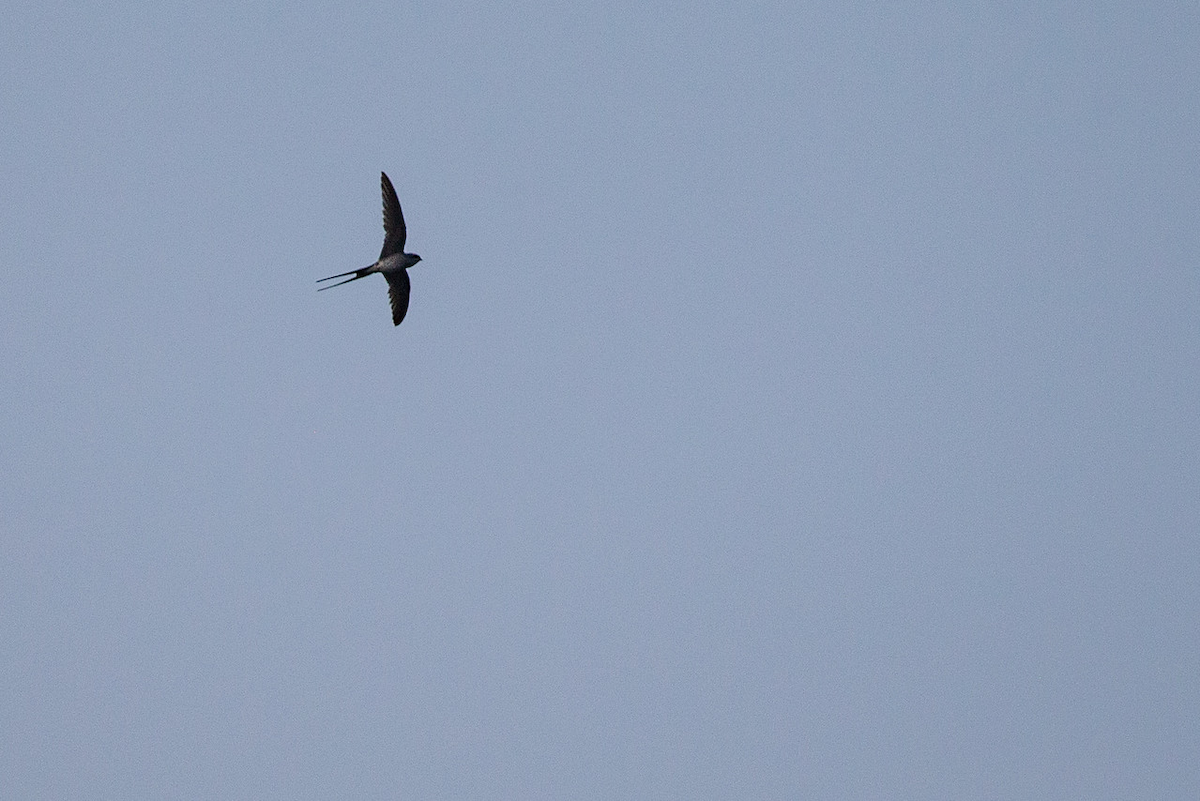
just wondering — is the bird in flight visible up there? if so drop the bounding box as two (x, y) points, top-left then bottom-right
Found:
(318, 172), (422, 326)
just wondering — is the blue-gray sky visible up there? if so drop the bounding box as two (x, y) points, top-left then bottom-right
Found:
(3, 2), (1198, 797)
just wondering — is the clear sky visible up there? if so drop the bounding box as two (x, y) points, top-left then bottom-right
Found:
(2, 1), (1198, 797)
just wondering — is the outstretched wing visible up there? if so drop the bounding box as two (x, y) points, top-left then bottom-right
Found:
(379, 171), (407, 259)
(385, 269), (411, 326)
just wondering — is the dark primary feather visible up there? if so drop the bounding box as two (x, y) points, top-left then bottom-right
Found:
(385, 269), (411, 326)
(379, 171), (407, 259)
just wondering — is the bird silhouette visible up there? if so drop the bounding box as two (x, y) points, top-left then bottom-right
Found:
(318, 172), (422, 326)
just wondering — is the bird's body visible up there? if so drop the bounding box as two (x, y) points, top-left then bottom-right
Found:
(318, 172), (422, 326)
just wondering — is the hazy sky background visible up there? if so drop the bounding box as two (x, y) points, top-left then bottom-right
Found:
(2, 1), (1198, 797)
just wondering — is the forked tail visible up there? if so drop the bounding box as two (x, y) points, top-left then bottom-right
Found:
(317, 265), (375, 290)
